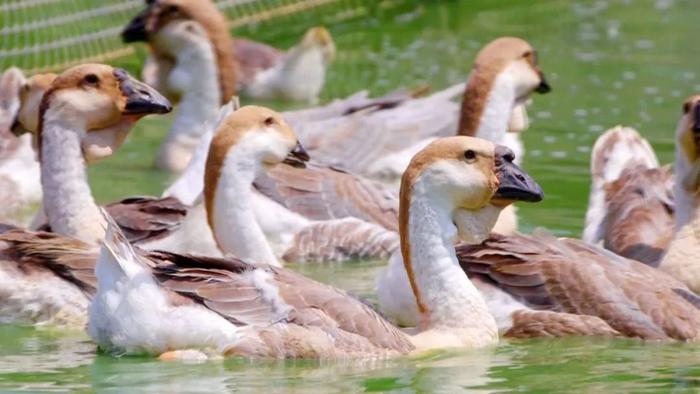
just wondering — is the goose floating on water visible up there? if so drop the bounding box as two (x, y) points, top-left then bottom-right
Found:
(86, 129), (543, 359)
(583, 97), (700, 295)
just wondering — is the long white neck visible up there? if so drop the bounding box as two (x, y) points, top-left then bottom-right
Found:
(210, 144), (280, 267)
(658, 133), (700, 292)
(40, 110), (104, 244)
(672, 144), (698, 230)
(407, 182), (497, 341)
(158, 37), (221, 169)
(473, 72), (517, 145)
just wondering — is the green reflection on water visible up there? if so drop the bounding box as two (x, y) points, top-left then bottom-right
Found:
(5, 0), (700, 392)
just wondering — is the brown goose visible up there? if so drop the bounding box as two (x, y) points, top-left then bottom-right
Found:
(378, 114), (700, 338)
(583, 97), (700, 287)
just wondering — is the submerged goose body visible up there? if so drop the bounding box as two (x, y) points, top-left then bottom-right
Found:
(88, 125), (544, 359)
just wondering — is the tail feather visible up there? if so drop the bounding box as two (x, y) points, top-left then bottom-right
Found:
(584, 126), (659, 243)
(590, 126), (658, 185)
(99, 208), (147, 280)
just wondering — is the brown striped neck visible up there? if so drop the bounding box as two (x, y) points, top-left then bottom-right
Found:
(398, 170), (430, 320)
(179, 0), (236, 103)
(457, 70), (497, 137)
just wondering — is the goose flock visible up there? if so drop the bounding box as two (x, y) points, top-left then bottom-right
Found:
(0, 0), (698, 362)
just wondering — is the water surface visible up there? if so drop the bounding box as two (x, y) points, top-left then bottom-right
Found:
(4, 0), (700, 392)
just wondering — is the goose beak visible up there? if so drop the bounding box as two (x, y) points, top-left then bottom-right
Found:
(535, 72), (551, 94)
(114, 69), (172, 115)
(283, 141), (310, 168)
(492, 146), (543, 204)
(122, 8), (150, 43)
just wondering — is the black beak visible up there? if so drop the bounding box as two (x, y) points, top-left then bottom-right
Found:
(282, 141), (310, 168)
(535, 73), (551, 94)
(492, 145), (543, 203)
(121, 7), (150, 43)
(693, 104), (700, 133)
(114, 69), (172, 115)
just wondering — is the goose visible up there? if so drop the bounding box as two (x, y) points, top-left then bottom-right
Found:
(121, 0), (334, 172)
(582, 125), (673, 266)
(86, 128), (543, 359)
(378, 117), (700, 338)
(165, 37), (551, 242)
(0, 63), (172, 326)
(0, 68), (53, 223)
(12, 64), (174, 246)
(582, 96), (700, 294)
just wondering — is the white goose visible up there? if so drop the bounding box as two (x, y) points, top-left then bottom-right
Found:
(165, 37), (552, 251)
(378, 105), (700, 339)
(0, 63), (172, 326)
(0, 68), (52, 223)
(122, 0), (334, 172)
(86, 117), (544, 359)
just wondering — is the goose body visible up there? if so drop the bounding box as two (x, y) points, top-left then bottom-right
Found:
(0, 64), (173, 326)
(582, 126), (673, 266)
(87, 112), (544, 359)
(379, 103), (700, 338)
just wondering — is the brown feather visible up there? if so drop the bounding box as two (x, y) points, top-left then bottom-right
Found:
(458, 233), (700, 340)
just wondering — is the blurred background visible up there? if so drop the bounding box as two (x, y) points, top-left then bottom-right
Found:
(2, 1), (700, 392)
(3, 0), (697, 237)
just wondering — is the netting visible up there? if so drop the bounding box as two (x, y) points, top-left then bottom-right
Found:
(0, 0), (366, 73)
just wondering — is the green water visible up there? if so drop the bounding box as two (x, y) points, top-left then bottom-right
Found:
(4, 0), (700, 392)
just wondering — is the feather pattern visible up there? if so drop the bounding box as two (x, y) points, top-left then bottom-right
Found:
(457, 232), (700, 340)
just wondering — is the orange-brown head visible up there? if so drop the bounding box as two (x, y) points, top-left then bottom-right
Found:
(203, 105), (308, 230)
(459, 37), (550, 136)
(398, 136), (542, 314)
(38, 64), (171, 162)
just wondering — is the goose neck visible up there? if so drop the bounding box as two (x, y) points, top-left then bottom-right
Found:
(40, 111), (104, 243)
(401, 179), (497, 338)
(206, 144), (280, 266)
(458, 70), (516, 144)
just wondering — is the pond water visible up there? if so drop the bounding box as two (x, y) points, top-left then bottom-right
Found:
(3, 0), (700, 392)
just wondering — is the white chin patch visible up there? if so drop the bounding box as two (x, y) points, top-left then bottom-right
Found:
(453, 205), (501, 244)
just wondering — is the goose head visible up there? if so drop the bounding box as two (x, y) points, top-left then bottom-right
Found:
(400, 136), (543, 244)
(473, 37), (551, 101)
(204, 105), (308, 231)
(122, 0), (235, 102)
(298, 27), (336, 64)
(39, 64), (171, 162)
(677, 95), (700, 194)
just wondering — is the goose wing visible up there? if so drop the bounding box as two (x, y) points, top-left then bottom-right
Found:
(145, 250), (414, 357)
(598, 166), (674, 266)
(457, 233), (700, 340)
(0, 229), (97, 295)
(255, 162), (399, 232)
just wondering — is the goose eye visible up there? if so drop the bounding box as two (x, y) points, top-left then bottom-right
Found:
(464, 149), (477, 162)
(522, 51), (532, 58)
(84, 74), (99, 85)
(683, 102), (692, 114)
(264, 117), (275, 126)
(164, 5), (178, 13)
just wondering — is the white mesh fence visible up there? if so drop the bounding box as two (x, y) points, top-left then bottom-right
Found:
(0, 0), (363, 73)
